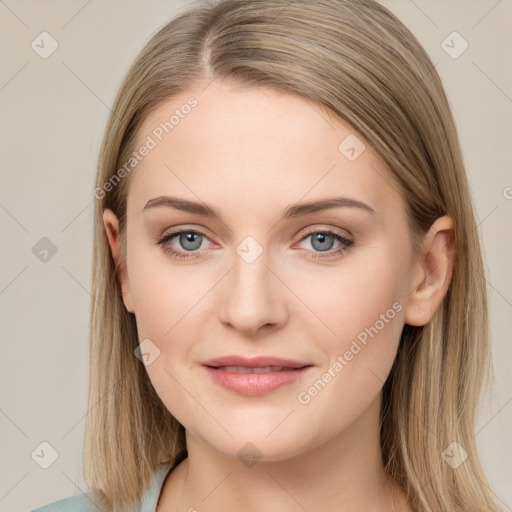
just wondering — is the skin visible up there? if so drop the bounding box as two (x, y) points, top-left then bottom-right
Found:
(103, 80), (454, 512)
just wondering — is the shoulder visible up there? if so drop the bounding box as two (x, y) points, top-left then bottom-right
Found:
(29, 461), (175, 512)
(29, 493), (98, 512)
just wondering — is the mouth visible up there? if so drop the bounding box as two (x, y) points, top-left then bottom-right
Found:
(202, 355), (311, 369)
(201, 356), (314, 395)
(209, 365), (308, 373)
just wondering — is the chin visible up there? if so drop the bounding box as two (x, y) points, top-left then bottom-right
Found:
(191, 425), (321, 464)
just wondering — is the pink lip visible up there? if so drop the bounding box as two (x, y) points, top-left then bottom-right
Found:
(201, 355), (314, 396)
(202, 355), (310, 368)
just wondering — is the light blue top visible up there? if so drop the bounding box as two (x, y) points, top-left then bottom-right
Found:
(29, 462), (173, 512)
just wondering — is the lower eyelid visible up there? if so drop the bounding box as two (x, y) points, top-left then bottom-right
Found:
(157, 229), (353, 257)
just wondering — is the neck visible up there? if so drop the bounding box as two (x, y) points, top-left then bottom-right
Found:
(159, 393), (410, 512)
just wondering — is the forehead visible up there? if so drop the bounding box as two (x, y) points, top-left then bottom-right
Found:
(128, 82), (403, 219)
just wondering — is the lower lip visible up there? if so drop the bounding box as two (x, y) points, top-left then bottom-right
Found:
(203, 366), (313, 396)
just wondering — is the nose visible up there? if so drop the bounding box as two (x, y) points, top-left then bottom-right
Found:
(217, 246), (288, 336)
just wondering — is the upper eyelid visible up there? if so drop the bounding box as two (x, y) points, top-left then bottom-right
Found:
(299, 225), (353, 240)
(159, 226), (352, 247)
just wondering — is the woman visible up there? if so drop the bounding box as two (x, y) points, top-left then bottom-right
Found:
(31, 0), (500, 511)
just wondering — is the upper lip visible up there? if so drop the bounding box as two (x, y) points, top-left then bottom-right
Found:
(202, 355), (312, 369)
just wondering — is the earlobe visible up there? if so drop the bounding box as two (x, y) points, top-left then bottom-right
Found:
(404, 215), (455, 326)
(102, 209), (135, 314)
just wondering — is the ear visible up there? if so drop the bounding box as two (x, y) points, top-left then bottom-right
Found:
(102, 208), (135, 313)
(403, 215), (455, 326)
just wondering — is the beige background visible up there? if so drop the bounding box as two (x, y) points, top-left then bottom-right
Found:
(0, 1), (511, 511)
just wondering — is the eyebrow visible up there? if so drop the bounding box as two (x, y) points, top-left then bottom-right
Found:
(142, 195), (376, 220)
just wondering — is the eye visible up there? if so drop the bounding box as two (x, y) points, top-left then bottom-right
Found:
(295, 228), (354, 259)
(156, 229), (212, 260)
(156, 227), (354, 261)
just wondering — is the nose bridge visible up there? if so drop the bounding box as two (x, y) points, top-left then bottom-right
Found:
(219, 235), (286, 334)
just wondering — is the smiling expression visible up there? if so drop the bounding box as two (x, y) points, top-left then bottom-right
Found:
(105, 80), (420, 460)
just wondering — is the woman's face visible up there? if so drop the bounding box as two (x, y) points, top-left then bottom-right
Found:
(106, 81), (423, 460)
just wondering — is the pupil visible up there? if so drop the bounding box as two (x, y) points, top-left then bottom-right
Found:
(313, 233), (333, 251)
(181, 232), (201, 251)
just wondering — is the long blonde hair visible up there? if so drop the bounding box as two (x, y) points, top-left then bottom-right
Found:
(85, 1), (500, 510)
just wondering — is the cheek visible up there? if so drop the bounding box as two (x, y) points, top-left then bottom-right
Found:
(126, 247), (210, 418)
(292, 251), (406, 386)
(128, 262), (205, 428)
(289, 261), (405, 437)
(296, 254), (404, 337)
(127, 237), (208, 339)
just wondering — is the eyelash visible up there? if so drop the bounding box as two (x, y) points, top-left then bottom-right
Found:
(156, 227), (354, 261)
